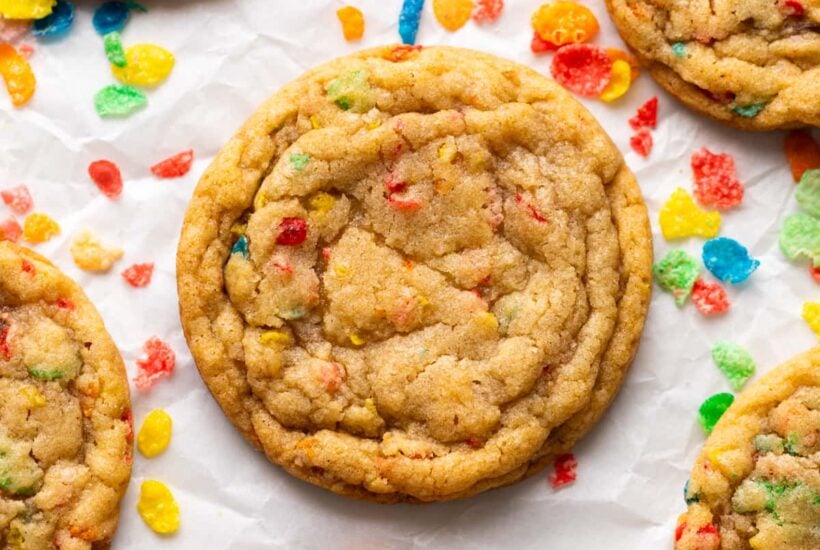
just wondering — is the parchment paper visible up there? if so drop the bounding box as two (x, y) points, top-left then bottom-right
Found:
(1, 1), (817, 548)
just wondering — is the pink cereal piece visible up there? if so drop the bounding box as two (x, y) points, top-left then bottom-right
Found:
(1, 185), (33, 214)
(629, 97), (658, 130)
(630, 128), (653, 157)
(133, 337), (176, 390)
(691, 147), (744, 209)
(0, 217), (22, 242)
(691, 277), (730, 315)
(121, 263), (154, 288)
(549, 453), (578, 488)
(319, 362), (346, 393)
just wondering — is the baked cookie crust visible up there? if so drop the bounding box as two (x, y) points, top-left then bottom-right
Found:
(0, 242), (132, 548)
(177, 45), (652, 502)
(606, 0), (820, 130)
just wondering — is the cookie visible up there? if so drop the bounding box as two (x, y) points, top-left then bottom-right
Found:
(676, 347), (820, 550)
(0, 242), (131, 548)
(605, 0), (820, 130)
(177, 45), (652, 502)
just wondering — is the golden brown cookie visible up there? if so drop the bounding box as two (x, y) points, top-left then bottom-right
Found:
(0, 242), (132, 547)
(676, 347), (820, 550)
(606, 0), (820, 130)
(177, 45), (652, 502)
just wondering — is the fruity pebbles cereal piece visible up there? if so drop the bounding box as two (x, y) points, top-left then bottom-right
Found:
(22, 212), (59, 243)
(690, 278), (729, 316)
(784, 130), (820, 183)
(112, 43), (175, 87)
(94, 84), (147, 117)
(472, 0), (502, 23)
(93, 0), (143, 35)
(690, 148), (744, 210)
(433, 0), (473, 31)
(550, 43), (612, 97)
(531, 1), (598, 47)
(711, 341), (755, 391)
(629, 128), (652, 157)
(399, 0), (425, 45)
(0, 0), (54, 19)
(137, 480), (180, 534)
(779, 213), (820, 266)
(133, 337), (175, 390)
(69, 229), (123, 272)
(88, 159), (123, 198)
(803, 301), (820, 337)
(702, 237), (759, 284)
(659, 188), (720, 240)
(599, 60), (631, 102)
(121, 262), (154, 288)
(605, 48), (639, 81)
(0, 216), (22, 242)
(1, 185), (33, 214)
(104, 31), (126, 67)
(31, 0), (73, 39)
(549, 453), (577, 489)
(629, 97), (658, 130)
(336, 5), (364, 41)
(654, 249), (700, 305)
(0, 43), (35, 107)
(137, 409), (172, 458)
(151, 149), (194, 178)
(698, 392), (734, 434)
(531, 31), (557, 54)
(795, 168), (820, 218)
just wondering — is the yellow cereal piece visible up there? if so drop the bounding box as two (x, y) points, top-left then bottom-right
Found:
(802, 301), (820, 337)
(334, 264), (351, 279)
(309, 114), (322, 129)
(137, 409), (173, 458)
(309, 192), (336, 217)
(259, 330), (292, 346)
(599, 60), (632, 102)
(230, 222), (246, 236)
(433, 0), (474, 31)
(438, 142), (457, 163)
(364, 397), (377, 415)
(417, 295), (430, 307)
(659, 188), (721, 240)
(349, 332), (364, 346)
(365, 119), (381, 130)
(254, 192), (268, 210)
(137, 480), (180, 535)
(0, 0), (54, 19)
(19, 385), (45, 407)
(336, 5), (364, 41)
(477, 311), (499, 331)
(112, 44), (175, 87)
(23, 212), (61, 244)
(70, 230), (123, 272)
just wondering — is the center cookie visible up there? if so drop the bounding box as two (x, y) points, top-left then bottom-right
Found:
(177, 45), (652, 502)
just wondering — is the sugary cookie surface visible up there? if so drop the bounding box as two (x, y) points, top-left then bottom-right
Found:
(677, 348), (820, 550)
(605, 0), (820, 129)
(0, 242), (131, 549)
(177, 45), (652, 502)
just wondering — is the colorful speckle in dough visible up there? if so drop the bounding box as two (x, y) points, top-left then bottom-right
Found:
(288, 153), (310, 172)
(137, 409), (172, 458)
(711, 341), (755, 391)
(653, 249), (700, 306)
(702, 237), (759, 284)
(133, 337), (176, 391)
(671, 42), (686, 57)
(549, 453), (577, 488)
(698, 392), (734, 434)
(659, 188), (721, 240)
(94, 84), (147, 117)
(137, 480), (180, 535)
(326, 70), (374, 113)
(732, 103), (766, 118)
(691, 278), (729, 316)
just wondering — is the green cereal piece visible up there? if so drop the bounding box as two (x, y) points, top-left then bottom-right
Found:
(288, 153), (310, 172)
(711, 341), (755, 391)
(779, 213), (820, 266)
(784, 432), (801, 456)
(732, 103), (766, 117)
(653, 249), (700, 305)
(103, 32), (126, 68)
(671, 42), (686, 58)
(26, 367), (64, 381)
(326, 70), (375, 113)
(698, 392), (734, 434)
(753, 434), (784, 454)
(795, 169), (820, 218)
(94, 84), (147, 118)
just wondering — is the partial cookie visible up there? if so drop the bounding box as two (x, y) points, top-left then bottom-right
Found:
(177, 45), (652, 502)
(676, 347), (820, 550)
(0, 242), (132, 548)
(606, 0), (820, 130)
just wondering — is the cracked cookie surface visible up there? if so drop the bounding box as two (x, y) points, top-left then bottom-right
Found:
(606, 0), (820, 130)
(177, 45), (652, 502)
(677, 348), (820, 550)
(0, 242), (131, 548)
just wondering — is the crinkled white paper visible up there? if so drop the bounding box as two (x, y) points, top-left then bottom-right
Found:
(0, 1), (817, 548)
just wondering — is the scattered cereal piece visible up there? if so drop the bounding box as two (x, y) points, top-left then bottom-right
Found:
(0, 216), (22, 242)
(732, 103), (766, 118)
(698, 392), (734, 434)
(702, 237), (759, 284)
(779, 213), (820, 265)
(550, 43), (612, 97)
(137, 480), (180, 535)
(803, 301), (820, 337)
(530, 30), (557, 54)
(691, 278), (729, 316)
(112, 43), (175, 87)
(133, 337), (175, 390)
(711, 341), (755, 391)
(93, 0), (143, 35)
(549, 453), (577, 488)
(336, 5), (364, 41)
(104, 31), (126, 67)
(605, 48), (639, 81)
(121, 262), (154, 288)
(70, 229), (123, 272)
(671, 41), (686, 57)
(94, 84), (147, 117)
(137, 409), (172, 458)
(0, 0), (54, 20)
(653, 249), (700, 305)
(630, 128), (652, 157)
(532, 1), (598, 46)
(659, 188), (721, 240)
(399, 0), (425, 45)
(433, 0), (473, 31)
(629, 96), (658, 130)
(289, 153), (310, 172)
(599, 59), (631, 102)
(276, 217), (307, 246)
(795, 168), (820, 217)
(472, 0), (503, 23)
(23, 212), (60, 243)
(0, 43), (35, 107)
(150, 149), (193, 178)
(691, 148), (744, 209)
(1, 185), (33, 214)
(31, 0), (73, 38)
(811, 265), (820, 283)
(783, 130), (820, 182)
(88, 159), (123, 198)
(326, 70), (374, 113)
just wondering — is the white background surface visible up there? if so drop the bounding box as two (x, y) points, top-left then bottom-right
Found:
(1, 0), (818, 548)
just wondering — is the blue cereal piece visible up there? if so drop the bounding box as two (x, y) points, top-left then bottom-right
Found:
(32, 0), (75, 39)
(671, 42), (686, 58)
(93, 0), (145, 35)
(702, 237), (760, 284)
(399, 0), (425, 45)
(231, 235), (249, 258)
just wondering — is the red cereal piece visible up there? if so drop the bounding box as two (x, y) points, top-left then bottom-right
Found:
(0, 217), (22, 242)
(55, 297), (75, 311)
(21, 259), (35, 276)
(630, 128), (653, 157)
(783, 130), (820, 183)
(87, 160), (123, 199)
(465, 436), (484, 449)
(691, 278), (730, 315)
(629, 97), (658, 130)
(472, 0), (503, 23)
(133, 337), (176, 391)
(691, 148), (744, 209)
(781, 0), (805, 16)
(121, 263), (154, 288)
(0, 324), (11, 360)
(387, 195), (422, 211)
(1, 185), (33, 214)
(276, 217), (308, 246)
(811, 265), (820, 283)
(384, 44), (422, 62)
(550, 44), (612, 97)
(530, 30), (558, 54)
(675, 523), (686, 542)
(150, 149), (194, 179)
(549, 452), (577, 488)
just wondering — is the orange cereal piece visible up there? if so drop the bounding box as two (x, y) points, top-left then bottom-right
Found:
(23, 212), (60, 243)
(606, 47), (640, 81)
(336, 5), (364, 41)
(531, 1), (599, 47)
(0, 43), (35, 107)
(433, 0), (474, 31)
(784, 130), (820, 183)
